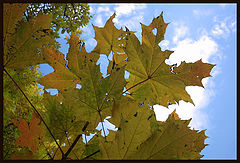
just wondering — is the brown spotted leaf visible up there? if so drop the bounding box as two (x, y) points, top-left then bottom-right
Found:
(13, 112), (45, 152)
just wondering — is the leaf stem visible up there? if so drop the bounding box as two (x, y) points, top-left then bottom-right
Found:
(122, 77), (150, 95)
(3, 68), (65, 156)
(84, 134), (88, 145)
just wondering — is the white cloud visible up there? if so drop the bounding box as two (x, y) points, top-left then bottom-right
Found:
(154, 78), (215, 130)
(97, 6), (110, 13)
(155, 29), (219, 129)
(114, 3), (146, 17)
(211, 17), (236, 38)
(113, 14), (144, 39)
(211, 24), (224, 36)
(172, 23), (189, 44)
(93, 6), (114, 27)
(112, 3), (146, 37)
(89, 6), (94, 14)
(95, 14), (104, 27)
(166, 35), (218, 66)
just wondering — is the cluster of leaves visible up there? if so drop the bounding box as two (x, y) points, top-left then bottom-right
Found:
(4, 3), (215, 160)
(24, 3), (92, 48)
(3, 3), (51, 159)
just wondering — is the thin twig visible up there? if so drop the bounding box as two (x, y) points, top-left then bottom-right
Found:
(84, 134), (88, 145)
(52, 148), (59, 160)
(81, 150), (100, 160)
(3, 150), (10, 160)
(3, 68), (65, 156)
(40, 139), (53, 160)
(41, 154), (49, 160)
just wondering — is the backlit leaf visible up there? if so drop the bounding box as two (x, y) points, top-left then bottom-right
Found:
(13, 112), (45, 152)
(92, 13), (128, 55)
(125, 12), (215, 107)
(129, 110), (208, 160)
(38, 34), (99, 90)
(60, 65), (126, 130)
(99, 106), (152, 159)
(4, 4), (54, 70)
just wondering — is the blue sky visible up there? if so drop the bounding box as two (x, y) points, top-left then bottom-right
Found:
(38, 3), (237, 160)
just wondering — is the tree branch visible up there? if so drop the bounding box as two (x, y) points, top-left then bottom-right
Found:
(61, 121), (89, 160)
(81, 150), (100, 160)
(3, 68), (65, 156)
(64, 131), (79, 160)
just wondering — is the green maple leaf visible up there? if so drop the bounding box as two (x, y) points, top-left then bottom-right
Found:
(92, 13), (128, 55)
(3, 3), (29, 42)
(129, 110), (208, 160)
(108, 96), (141, 127)
(4, 3), (54, 70)
(124, 12), (215, 107)
(59, 62), (126, 130)
(100, 108), (207, 160)
(43, 91), (86, 143)
(83, 133), (102, 160)
(99, 106), (152, 160)
(38, 34), (97, 90)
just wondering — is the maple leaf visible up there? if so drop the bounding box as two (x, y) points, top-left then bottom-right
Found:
(108, 96), (141, 127)
(38, 34), (99, 90)
(100, 109), (207, 160)
(4, 4), (54, 70)
(129, 110), (208, 160)
(124, 12), (215, 107)
(92, 13), (128, 55)
(173, 59), (215, 87)
(60, 63), (126, 131)
(3, 3), (29, 42)
(13, 112), (45, 152)
(38, 46), (80, 89)
(99, 106), (153, 159)
(43, 91), (86, 142)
